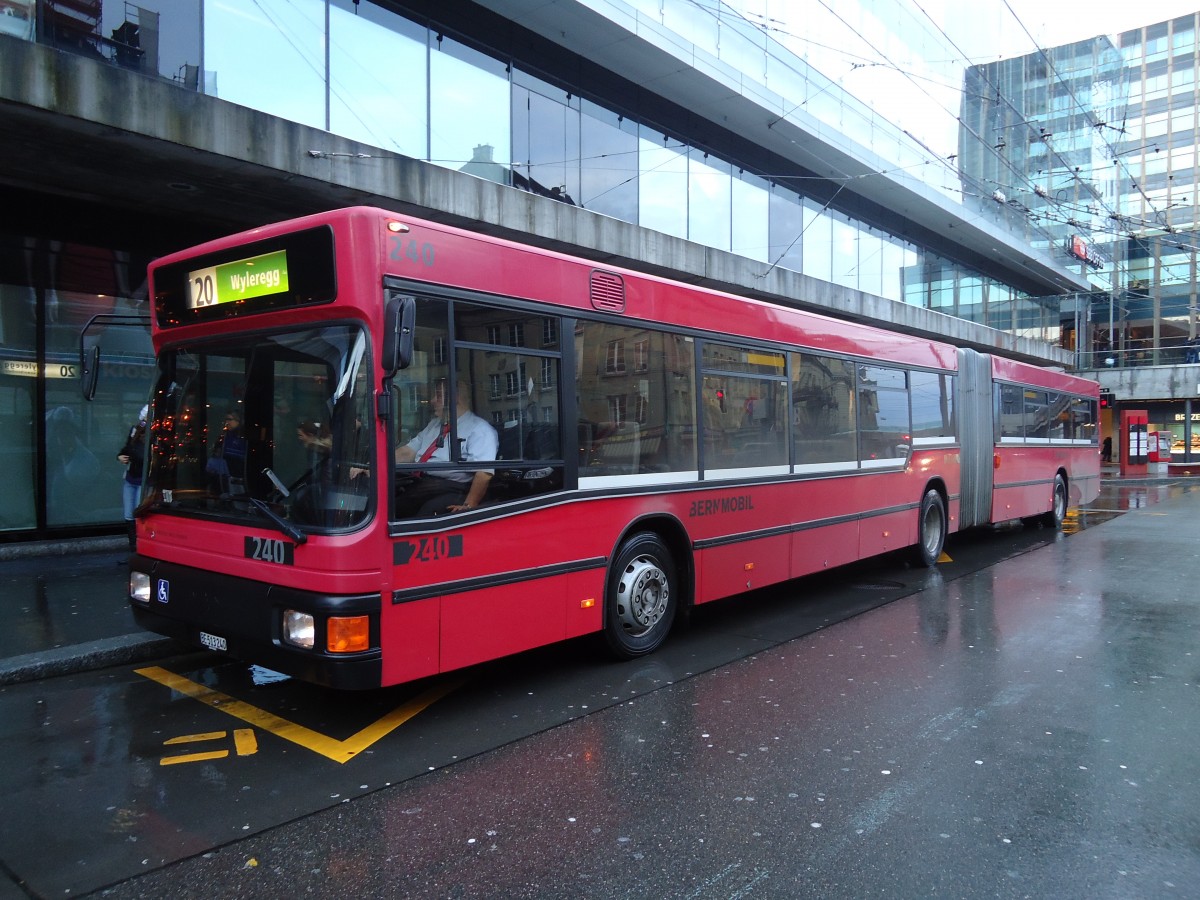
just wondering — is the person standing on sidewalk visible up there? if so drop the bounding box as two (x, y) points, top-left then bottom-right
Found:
(117, 405), (148, 550)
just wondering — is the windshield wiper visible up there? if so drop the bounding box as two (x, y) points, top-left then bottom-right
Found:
(250, 498), (307, 544)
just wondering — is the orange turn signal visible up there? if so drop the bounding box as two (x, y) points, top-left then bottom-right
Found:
(327, 615), (370, 653)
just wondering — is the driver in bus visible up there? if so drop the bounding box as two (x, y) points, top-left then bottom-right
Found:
(394, 378), (498, 516)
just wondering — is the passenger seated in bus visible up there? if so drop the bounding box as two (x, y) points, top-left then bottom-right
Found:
(394, 378), (498, 516)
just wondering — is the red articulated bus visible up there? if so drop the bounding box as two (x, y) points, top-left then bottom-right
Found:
(125, 207), (1100, 688)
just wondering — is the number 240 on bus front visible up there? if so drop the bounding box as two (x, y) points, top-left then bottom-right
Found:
(244, 536), (294, 565)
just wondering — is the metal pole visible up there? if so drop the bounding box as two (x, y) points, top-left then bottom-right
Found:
(1109, 262), (1116, 369)
(1187, 398), (1194, 464)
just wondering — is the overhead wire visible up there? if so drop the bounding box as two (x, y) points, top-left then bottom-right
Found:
(744, 0), (1095, 269)
(907, 0), (1188, 295)
(301, 0), (1191, 302)
(681, 0), (1118, 286)
(999, 0), (1176, 230)
(684, 2), (1200, 309)
(740, 0), (1181, 282)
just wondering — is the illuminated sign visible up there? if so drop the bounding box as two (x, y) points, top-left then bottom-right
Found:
(187, 250), (289, 309)
(1068, 235), (1107, 270)
(154, 225), (336, 328)
(0, 359), (78, 379)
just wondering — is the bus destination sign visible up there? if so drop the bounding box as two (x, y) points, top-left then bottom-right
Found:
(188, 250), (290, 309)
(153, 224), (336, 327)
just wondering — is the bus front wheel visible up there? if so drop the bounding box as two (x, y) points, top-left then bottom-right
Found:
(604, 532), (677, 659)
(914, 488), (947, 568)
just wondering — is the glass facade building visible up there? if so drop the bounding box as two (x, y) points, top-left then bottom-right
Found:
(958, 11), (1200, 458)
(1113, 15), (1200, 368)
(962, 15), (1200, 369)
(65, 0), (1081, 316)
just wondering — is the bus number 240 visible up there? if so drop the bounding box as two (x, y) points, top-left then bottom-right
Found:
(395, 534), (463, 566)
(244, 536), (295, 566)
(390, 237), (435, 268)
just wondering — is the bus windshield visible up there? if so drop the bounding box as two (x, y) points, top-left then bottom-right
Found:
(142, 323), (374, 534)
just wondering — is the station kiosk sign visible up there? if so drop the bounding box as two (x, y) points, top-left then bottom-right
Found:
(1120, 409), (1149, 477)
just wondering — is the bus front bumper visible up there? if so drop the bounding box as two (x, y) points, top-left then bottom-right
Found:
(128, 554), (383, 690)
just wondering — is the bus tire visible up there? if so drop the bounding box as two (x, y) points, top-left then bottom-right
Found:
(604, 532), (677, 659)
(1042, 474), (1067, 529)
(914, 488), (947, 568)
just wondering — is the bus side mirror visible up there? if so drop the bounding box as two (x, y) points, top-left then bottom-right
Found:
(78, 311), (150, 401)
(81, 344), (101, 401)
(382, 295), (415, 374)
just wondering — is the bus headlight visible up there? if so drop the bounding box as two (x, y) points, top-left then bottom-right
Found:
(130, 571), (151, 604)
(282, 610), (315, 649)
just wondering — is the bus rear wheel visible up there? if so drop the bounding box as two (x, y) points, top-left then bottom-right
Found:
(1043, 474), (1067, 528)
(1022, 474), (1068, 529)
(914, 488), (947, 568)
(604, 532), (677, 659)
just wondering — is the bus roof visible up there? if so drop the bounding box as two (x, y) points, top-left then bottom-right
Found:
(990, 354), (1099, 396)
(150, 206), (1088, 380)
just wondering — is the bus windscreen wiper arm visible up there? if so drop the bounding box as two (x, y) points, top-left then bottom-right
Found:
(250, 498), (307, 544)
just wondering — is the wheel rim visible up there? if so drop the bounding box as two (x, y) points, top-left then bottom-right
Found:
(921, 497), (944, 557)
(1054, 481), (1067, 520)
(615, 555), (670, 637)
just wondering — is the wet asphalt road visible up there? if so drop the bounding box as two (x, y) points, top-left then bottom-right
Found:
(2, 482), (1199, 899)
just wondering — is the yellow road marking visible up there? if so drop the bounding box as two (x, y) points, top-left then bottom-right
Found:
(164, 731), (227, 745)
(160, 728), (258, 765)
(233, 727), (258, 756)
(136, 666), (461, 764)
(161, 749), (228, 766)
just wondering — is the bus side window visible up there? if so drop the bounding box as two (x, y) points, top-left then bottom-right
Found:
(698, 341), (787, 474)
(791, 353), (855, 467)
(910, 370), (954, 444)
(701, 374), (787, 469)
(997, 383), (1023, 440)
(388, 297), (450, 520)
(1068, 396), (1096, 442)
(576, 322), (697, 477)
(1025, 389), (1050, 440)
(390, 296), (451, 456)
(1047, 392), (1070, 440)
(857, 365), (910, 463)
(471, 345), (564, 503)
(452, 303), (565, 505)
